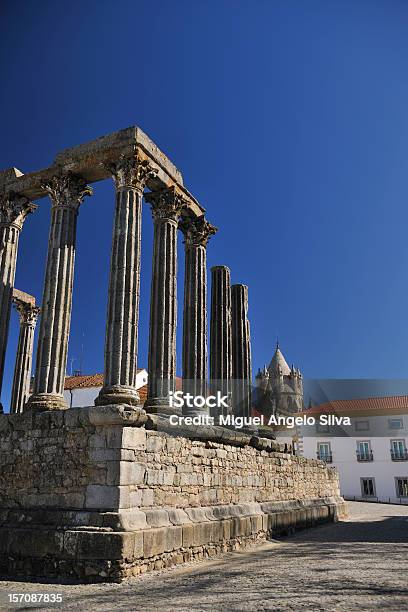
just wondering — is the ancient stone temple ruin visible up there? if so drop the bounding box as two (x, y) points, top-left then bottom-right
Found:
(0, 127), (345, 582)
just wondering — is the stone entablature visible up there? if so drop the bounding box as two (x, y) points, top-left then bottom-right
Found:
(0, 127), (203, 217)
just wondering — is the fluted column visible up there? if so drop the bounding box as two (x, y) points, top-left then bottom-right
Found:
(144, 187), (188, 412)
(11, 299), (40, 413)
(96, 155), (157, 406)
(27, 174), (92, 412)
(0, 194), (36, 411)
(231, 284), (252, 417)
(210, 266), (232, 417)
(180, 217), (217, 415)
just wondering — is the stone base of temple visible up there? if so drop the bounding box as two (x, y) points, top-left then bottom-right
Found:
(95, 385), (141, 407)
(0, 405), (346, 583)
(25, 392), (68, 412)
(143, 398), (181, 415)
(0, 497), (347, 583)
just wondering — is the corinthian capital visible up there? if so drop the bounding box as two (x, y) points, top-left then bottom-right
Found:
(14, 302), (41, 327)
(0, 192), (37, 230)
(41, 173), (92, 210)
(145, 186), (188, 223)
(180, 215), (218, 248)
(108, 154), (158, 192)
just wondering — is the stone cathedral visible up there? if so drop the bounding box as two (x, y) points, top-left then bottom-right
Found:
(255, 343), (304, 417)
(0, 127), (345, 582)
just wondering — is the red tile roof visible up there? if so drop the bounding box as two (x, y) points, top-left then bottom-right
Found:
(64, 372), (182, 406)
(64, 374), (105, 390)
(303, 395), (408, 416)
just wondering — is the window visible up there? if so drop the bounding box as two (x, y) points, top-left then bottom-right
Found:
(355, 420), (370, 431)
(361, 477), (376, 497)
(395, 477), (408, 498)
(390, 440), (407, 461)
(317, 442), (332, 462)
(356, 441), (373, 461)
(388, 419), (403, 430)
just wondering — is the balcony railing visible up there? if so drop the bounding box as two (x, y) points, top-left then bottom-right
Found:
(317, 452), (333, 463)
(391, 450), (408, 461)
(356, 450), (374, 462)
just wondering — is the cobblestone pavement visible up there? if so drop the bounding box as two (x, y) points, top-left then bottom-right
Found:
(1, 501), (407, 611)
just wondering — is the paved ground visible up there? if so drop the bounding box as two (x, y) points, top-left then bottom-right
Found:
(1, 501), (408, 611)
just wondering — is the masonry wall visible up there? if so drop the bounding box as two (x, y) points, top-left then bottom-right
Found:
(0, 408), (339, 511)
(0, 407), (345, 582)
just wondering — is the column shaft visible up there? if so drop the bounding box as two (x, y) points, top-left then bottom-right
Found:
(181, 217), (217, 415)
(96, 156), (156, 407)
(28, 174), (91, 411)
(11, 301), (40, 413)
(145, 188), (187, 411)
(0, 195), (36, 409)
(210, 266), (232, 417)
(231, 284), (252, 417)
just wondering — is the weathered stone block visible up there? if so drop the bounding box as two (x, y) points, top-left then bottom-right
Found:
(193, 522), (213, 546)
(166, 508), (190, 525)
(75, 531), (136, 561)
(143, 527), (167, 558)
(182, 523), (194, 548)
(144, 508), (171, 528)
(85, 485), (130, 510)
(122, 427), (146, 450)
(106, 461), (145, 486)
(165, 526), (182, 552)
(9, 529), (64, 557)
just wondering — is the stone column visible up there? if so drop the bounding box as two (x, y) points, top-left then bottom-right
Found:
(210, 266), (232, 417)
(10, 299), (41, 413)
(0, 194), (36, 411)
(96, 155), (157, 407)
(231, 284), (252, 417)
(144, 187), (187, 412)
(180, 216), (217, 415)
(27, 174), (92, 412)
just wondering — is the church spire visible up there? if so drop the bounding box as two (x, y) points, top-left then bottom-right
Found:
(268, 342), (291, 376)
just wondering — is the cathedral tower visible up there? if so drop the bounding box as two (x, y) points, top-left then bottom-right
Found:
(256, 342), (303, 416)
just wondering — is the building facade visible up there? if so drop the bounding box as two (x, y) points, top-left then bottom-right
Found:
(63, 369), (148, 408)
(300, 397), (408, 504)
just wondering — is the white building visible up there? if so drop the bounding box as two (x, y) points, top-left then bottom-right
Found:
(63, 369), (148, 407)
(299, 396), (408, 504)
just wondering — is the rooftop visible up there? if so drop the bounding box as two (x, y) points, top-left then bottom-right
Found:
(64, 371), (182, 406)
(304, 395), (408, 416)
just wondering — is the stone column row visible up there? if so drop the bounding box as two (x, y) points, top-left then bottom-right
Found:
(10, 298), (40, 413)
(0, 193), (36, 411)
(1, 163), (221, 414)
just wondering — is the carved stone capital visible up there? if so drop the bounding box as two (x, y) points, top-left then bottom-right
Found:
(145, 187), (188, 223)
(0, 193), (37, 230)
(13, 298), (41, 327)
(108, 154), (158, 192)
(180, 215), (218, 248)
(14, 301), (41, 327)
(41, 173), (92, 210)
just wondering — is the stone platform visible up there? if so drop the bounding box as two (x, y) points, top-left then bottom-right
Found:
(0, 406), (346, 582)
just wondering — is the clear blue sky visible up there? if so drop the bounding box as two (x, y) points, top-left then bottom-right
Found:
(1, 0), (408, 408)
